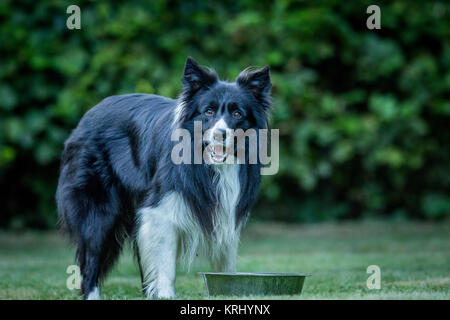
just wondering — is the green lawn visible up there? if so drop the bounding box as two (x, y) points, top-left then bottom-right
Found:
(0, 220), (449, 299)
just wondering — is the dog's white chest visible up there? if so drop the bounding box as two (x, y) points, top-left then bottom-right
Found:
(212, 164), (241, 243)
(215, 164), (241, 216)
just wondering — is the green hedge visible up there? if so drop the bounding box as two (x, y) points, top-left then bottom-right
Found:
(1, 0), (449, 228)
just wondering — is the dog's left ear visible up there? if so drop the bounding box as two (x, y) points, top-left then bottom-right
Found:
(182, 57), (217, 93)
(236, 66), (272, 101)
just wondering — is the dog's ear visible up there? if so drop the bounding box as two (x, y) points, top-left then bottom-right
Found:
(236, 66), (271, 101)
(182, 57), (217, 92)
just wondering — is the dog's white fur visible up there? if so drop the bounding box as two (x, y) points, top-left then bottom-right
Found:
(86, 286), (100, 300)
(208, 118), (234, 146)
(136, 160), (242, 299)
(172, 101), (185, 127)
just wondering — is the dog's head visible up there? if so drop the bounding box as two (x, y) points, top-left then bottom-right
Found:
(175, 57), (272, 164)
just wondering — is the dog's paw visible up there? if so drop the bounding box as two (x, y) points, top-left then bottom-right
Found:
(86, 287), (101, 300)
(144, 288), (175, 299)
(157, 287), (176, 299)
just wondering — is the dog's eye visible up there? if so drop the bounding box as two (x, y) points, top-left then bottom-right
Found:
(205, 108), (214, 116)
(232, 111), (242, 119)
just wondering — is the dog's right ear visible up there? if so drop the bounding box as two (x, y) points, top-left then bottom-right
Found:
(182, 57), (217, 92)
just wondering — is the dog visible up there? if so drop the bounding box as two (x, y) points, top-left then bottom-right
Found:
(56, 57), (272, 299)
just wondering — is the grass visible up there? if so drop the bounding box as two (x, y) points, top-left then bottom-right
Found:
(0, 220), (449, 299)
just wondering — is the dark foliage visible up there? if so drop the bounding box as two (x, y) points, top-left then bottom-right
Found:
(1, 0), (449, 228)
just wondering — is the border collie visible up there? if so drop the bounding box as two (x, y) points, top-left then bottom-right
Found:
(56, 57), (272, 299)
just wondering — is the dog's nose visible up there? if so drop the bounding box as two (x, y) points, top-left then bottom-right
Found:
(213, 128), (227, 143)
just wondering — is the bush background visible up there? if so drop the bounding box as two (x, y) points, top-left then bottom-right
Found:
(1, 0), (449, 229)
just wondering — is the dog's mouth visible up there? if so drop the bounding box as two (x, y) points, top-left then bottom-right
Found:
(207, 144), (229, 164)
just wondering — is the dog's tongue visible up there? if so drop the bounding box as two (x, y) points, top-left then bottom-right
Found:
(213, 145), (225, 156)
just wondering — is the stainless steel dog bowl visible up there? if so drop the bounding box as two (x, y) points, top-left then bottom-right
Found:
(199, 272), (311, 296)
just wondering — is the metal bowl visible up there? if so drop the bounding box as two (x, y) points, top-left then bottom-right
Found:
(198, 272), (311, 297)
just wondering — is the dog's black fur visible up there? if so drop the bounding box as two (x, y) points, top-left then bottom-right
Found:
(56, 57), (271, 298)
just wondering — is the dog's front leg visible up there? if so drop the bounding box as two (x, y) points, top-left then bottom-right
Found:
(210, 240), (238, 273)
(137, 207), (178, 299)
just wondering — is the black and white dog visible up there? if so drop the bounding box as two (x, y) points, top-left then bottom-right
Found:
(56, 57), (272, 299)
